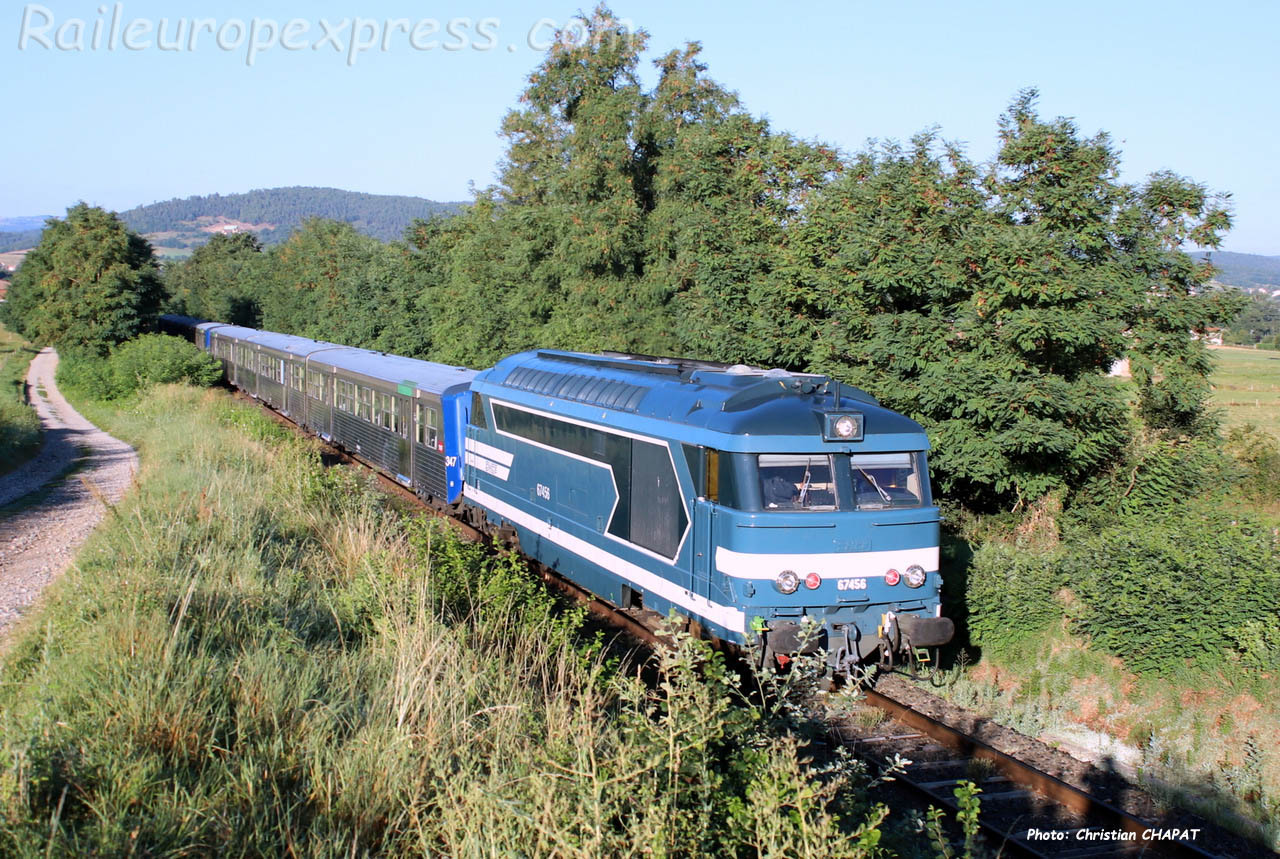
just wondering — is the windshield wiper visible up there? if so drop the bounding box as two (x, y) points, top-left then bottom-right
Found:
(798, 466), (812, 505)
(856, 466), (893, 504)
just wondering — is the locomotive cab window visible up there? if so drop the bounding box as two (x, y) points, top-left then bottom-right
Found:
(759, 454), (838, 510)
(849, 452), (926, 510)
(470, 393), (488, 429)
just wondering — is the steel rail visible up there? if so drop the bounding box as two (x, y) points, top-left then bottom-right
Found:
(864, 686), (1221, 859)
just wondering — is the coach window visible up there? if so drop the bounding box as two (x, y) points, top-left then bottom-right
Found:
(377, 393), (395, 431)
(394, 399), (408, 438)
(427, 404), (442, 448)
(306, 370), (324, 400)
(290, 364), (304, 392)
(336, 380), (354, 413)
(359, 387), (374, 422)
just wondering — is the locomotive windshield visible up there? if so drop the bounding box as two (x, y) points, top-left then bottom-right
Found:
(760, 454), (837, 510)
(757, 452), (927, 511)
(849, 452), (925, 509)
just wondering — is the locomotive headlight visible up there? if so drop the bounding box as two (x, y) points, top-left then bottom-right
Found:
(775, 570), (800, 595)
(904, 564), (927, 588)
(823, 413), (864, 441)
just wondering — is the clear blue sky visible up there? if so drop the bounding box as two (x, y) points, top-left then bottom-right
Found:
(3, 0), (1277, 254)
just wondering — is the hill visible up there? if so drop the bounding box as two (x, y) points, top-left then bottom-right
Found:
(1193, 250), (1280, 289)
(0, 216), (53, 233)
(0, 187), (465, 256)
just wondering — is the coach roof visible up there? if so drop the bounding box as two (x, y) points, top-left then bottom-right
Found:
(307, 347), (478, 396)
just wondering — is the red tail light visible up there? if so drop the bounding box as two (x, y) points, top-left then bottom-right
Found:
(804, 572), (821, 590)
(884, 568), (901, 586)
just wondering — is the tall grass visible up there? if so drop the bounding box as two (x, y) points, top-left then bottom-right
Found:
(0, 386), (899, 856)
(0, 323), (40, 475)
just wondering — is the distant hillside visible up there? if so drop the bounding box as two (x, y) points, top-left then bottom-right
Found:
(1192, 250), (1280, 289)
(0, 216), (52, 233)
(0, 188), (465, 255)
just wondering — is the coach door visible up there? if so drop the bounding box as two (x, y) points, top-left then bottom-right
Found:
(395, 395), (411, 482)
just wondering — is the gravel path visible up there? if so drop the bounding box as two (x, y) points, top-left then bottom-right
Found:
(0, 349), (137, 642)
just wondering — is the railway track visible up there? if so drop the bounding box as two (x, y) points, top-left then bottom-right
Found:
(833, 674), (1252, 858)
(237, 389), (1255, 859)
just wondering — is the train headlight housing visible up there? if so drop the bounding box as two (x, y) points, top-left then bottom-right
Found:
(904, 564), (927, 588)
(823, 413), (864, 441)
(884, 568), (901, 586)
(775, 570), (800, 595)
(804, 572), (822, 590)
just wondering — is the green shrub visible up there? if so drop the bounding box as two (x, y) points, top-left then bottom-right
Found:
(104, 334), (222, 397)
(1224, 424), (1280, 502)
(1067, 505), (1280, 673)
(0, 325), (40, 473)
(57, 334), (221, 401)
(965, 542), (1065, 651)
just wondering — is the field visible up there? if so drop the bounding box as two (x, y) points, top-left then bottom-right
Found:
(1209, 344), (1280, 438)
(0, 323), (40, 475)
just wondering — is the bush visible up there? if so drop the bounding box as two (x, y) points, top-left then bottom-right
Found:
(57, 334), (221, 400)
(965, 542), (1065, 651)
(1066, 505), (1280, 673)
(105, 334), (222, 397)
(1224, 424), (1280, 502)
(1062, 430), (1232, 536)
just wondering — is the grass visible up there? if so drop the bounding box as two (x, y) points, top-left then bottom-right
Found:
(0, 383), (907, 857)
(1208, 344), (1280, 439)
(935, 626), (1280, 849)
(0, 322), (40, 476)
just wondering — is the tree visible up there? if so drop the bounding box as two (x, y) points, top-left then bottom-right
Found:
(788, 91), (1239, 507)
(1, 203), (165, 355)
(165, 231), (266, 327)
(262, 218), (427, 355)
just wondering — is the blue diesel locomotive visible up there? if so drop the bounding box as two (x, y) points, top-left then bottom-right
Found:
(162, 315), (954, 674)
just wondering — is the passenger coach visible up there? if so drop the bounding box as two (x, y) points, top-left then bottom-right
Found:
(163, 316), (476, 506)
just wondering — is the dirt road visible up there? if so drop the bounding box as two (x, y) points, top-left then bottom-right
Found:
(0, 349), (137, 643)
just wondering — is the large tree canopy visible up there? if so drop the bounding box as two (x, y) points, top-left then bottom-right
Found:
(3, 203), (165, 355)
(167, 7), (1240, 508)
(166, 231), (266, 329)
(784, 94), (1240, 503)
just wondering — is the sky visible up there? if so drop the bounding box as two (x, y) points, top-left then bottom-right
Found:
(3, 0), (1278, 254)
